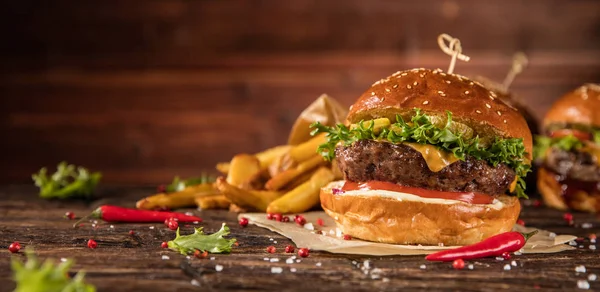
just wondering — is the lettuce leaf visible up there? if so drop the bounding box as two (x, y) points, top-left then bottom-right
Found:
(310, 108), (531, 198)
(12, 249), (95, 292)
(32, 162), (101, 199)
(168, 223), (236, 255)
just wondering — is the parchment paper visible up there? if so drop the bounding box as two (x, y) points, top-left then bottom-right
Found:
(240, 211), (576, 256)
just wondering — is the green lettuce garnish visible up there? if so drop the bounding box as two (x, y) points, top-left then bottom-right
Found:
(165, 174), (216, 193)
(167, 223), (236, 255)
(310, 108), (531, 198)
(11, 249), (95, 292)
(32, 162), (101, 199)
(533, 135), (583, 160)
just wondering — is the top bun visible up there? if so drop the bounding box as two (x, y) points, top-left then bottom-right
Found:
(542, 84), (600, 130)
(347, 68), (533, 159)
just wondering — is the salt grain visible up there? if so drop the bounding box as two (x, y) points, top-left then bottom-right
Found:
(496, 257), (505, 261)
(570, 241), (578, 246)
(296, 259), (301, 263)
(215, 265), (223, 272)
(186, 256), (192, 260)
(264, 257), (269, 261)
(364, 260), (371, 269)
(577, 280), (590, 289)
(503, 264), (511, 271)
(270, 258), (279, 263)
(382, 278), (390, 282)
(271, 267), (283, 274)
(549, 232), (557, 238)
(316, 262), (322, 267)
(274, 241), (278, 244)
(576, 265), (587, 273)
(185, 212), (194, 216)
(110, 225), (114, 229)
(60, 258), (67, 262)
(286, 258), (294, 264)
(511, 261), (517, 267)
(590, 245), (596, 250)
(468, 264), (474, 270)
(162, 255), (170, 260)
(588, 274), (597, 281)
(149, 226), (155, 230)
(210, 257), (215, 260)
(304, 223), (315, 231)
(582, 223), (593, 229)
(290, 268), (297, 273)
(420, 264), (427, 270)
(191, 279), (200, 287)
(269, 238), (274, 241)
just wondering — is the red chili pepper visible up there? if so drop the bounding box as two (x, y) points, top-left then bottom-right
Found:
(425, 230), (538, 262)
(74, 205), (202, 227)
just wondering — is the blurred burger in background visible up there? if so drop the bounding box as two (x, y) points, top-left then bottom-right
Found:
(535, 84), (600, 213)
(312, 67), (533, 246)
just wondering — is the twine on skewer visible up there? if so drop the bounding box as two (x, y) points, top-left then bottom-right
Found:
(502, 52), (528, 91)
(437, 33), (470, 74)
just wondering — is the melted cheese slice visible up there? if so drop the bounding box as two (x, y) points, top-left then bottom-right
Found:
(404, 142), (460, 172)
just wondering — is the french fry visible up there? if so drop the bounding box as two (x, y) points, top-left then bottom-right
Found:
(195, 195), (231, 210)
(266, 167), (334, 214)
(216, 162), (230, 174)
(331, 159), (344, 180)
(226, 154), (261, 187)
(215, 177), (283, 211)
(282, 168), (318, 191)
(268, 154), (297, 178)
(135, 183), (217, 210)
(256, 145), (292, 169)
(216, 145), (292, 174)
(265, 155), (326, 191)
(288, 133), (326, 163)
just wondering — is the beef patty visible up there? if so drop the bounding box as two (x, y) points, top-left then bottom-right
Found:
(335, 140), (516, 196)
(545, 147), (600, 182)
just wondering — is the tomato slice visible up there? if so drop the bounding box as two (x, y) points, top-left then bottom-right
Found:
(550, 129), (591, 141)
(341, 181), (494, 204)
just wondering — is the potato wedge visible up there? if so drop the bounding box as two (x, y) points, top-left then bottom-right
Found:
(226, 154), (261, 187)
(282, 168), (318, 191)
(216, 145), (292, 175)
(215, 177), (283, 211)
(268, 153), (297, 178)
(228, 203), (247, 213)
(331, 159), (344, 180)
(136, 183), (217, 210)
(288, 133), (326, 163)
(266, 167), (334, 214)
(265, 155), (326, 191)
(195, 195), (231, 210)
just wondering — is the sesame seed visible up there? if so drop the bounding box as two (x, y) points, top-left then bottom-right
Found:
(392, 84), (398, 89)
(476, 110), (482, 114)
(385, 88), (391, 93)
(407, 84), (412, 89)
(401, 72), (408, 76)
(440, 73), (447, 76)
(503, 119), (507, 123)
(433, 71), (438, 75)
(445, 80), (451, 84)
(465, 90), (470, 94)
(371, 92), (375, 96)
(497, 111), (502, 116)
(413, 81), (418, 86)
(420, 73), (426, 77)
(490, 91), (497, 97)
(489, 95), (495, 100)
(469, 82), (474, 86)
(422, 101), (429, 105)
(486, 103), (491, 108)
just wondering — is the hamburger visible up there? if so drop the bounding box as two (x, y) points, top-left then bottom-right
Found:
(311, 68), (532, 246)
(535, 84), (600, 212)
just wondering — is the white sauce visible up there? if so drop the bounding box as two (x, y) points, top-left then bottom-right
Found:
(337, 189), (504, 210)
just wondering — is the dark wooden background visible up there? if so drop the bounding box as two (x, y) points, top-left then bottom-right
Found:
(1, 0), (599, 185)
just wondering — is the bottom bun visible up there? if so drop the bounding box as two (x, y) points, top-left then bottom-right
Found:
(537, 167), (599, 213)
(320, 181), (521, 246)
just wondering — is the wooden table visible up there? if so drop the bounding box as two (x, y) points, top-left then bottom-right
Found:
(1, 185), (600, 291)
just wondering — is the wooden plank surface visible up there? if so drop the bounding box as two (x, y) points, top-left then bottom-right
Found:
(1, 185), (600, 291)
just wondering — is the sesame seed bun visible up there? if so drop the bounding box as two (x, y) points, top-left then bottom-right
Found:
(320, 181), (521, 246)
(542, 84), (600, 130)
(347, 68), (533, 159)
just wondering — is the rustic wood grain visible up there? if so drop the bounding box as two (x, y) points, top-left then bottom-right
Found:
(1, 0), (599, 184)
(1, 186), (600, 291)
